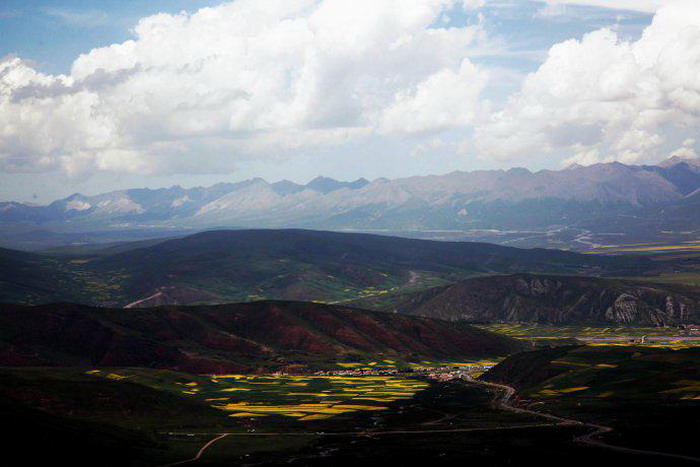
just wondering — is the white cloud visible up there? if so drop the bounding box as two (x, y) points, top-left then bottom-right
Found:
(561, 147), (601, 167)
(0, 0), (487, 176)
(462, 0), (486, 9)
(670, 138), (698, 160)
(476, 0), (700, 165)
(544, 0), (665, 13)
(378, 58), (488, 134)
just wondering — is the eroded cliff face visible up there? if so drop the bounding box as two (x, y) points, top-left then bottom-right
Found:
(388, 275), (700, 326)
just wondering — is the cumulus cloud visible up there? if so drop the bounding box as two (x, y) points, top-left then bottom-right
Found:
(670, 138), (698, 160)
(378, 58), (488, 134)
(475, 0), (700, 164)
(0, 0), (488, 176)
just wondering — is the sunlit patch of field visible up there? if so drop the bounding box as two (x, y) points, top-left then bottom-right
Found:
(85, 370), (428, 421)
(586, 341), (700, 349)
(476, 324), (698, 348)
(402, 358), (504, 369)
(660, 379), (700, 400)
(586, 240), (700, 256)
(536, 386), (589, 397)
(208, 375), (429, 420)
(514, 345), (700, 403)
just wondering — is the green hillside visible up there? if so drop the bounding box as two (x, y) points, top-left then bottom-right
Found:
(0, 229), (658, 307)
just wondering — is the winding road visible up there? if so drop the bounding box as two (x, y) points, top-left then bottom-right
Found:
(161, 433), (230, 466)
(473, 378), (700, 463)
(160, 378), (700, 465)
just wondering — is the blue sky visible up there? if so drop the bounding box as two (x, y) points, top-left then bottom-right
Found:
(0, 1), (222, 74)
(2, 0), (693, 203)
(1, 1), (651, 77)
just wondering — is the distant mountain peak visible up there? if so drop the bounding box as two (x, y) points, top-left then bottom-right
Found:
(1, 159), (699, 237)
(306, 176), (369, 194)
(659, 155), (700, 168)
(270, 179), (304, 196)
(507, 167), (531, 175)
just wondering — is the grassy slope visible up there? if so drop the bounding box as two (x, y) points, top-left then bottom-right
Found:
(0, 367), (236, 466)
(482, 345), (700, 457)
(0, 229), (656, 306)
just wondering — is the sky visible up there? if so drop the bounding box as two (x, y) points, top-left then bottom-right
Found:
(0, 0), (698, 202)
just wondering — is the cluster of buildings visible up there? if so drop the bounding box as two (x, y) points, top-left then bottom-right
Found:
(679, 324), (700, 336)
(314, 368), (400, 376)
(414, 364), (495, 382)
(311, 363), (496, 379)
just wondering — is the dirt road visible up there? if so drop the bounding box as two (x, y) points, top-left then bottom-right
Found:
(161, 379), (700, 465)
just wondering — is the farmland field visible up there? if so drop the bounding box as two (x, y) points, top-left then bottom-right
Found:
(86, 369), (429, 421)
(477, 323), (681, 338)
(476, 323), (696, 339)
(482, 345), (700, 461)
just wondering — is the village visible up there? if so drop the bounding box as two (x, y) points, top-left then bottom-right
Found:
(312, 363), (496, 381)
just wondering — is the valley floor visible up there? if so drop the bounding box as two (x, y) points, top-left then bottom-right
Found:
(5, 366), (699, 467)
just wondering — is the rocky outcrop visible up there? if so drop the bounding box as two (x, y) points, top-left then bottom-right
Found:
(384, 274), (700, 326)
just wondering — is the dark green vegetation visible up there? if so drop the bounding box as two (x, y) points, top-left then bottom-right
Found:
(0, 367), (255, 466)
(0, 247), (89, 303)
(0, 301), (524, 372)
(0, 367), (666, 467)
(370, 273), (700, 326)
(0, 229), (657, 307)
(483, 345), (700, 460)
(219, 380), (603, 467)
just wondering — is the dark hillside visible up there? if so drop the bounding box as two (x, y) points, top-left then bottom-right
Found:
(0, 301), (525, 373)
(90, 229), (655, 306)
(378, 273), (700, 326)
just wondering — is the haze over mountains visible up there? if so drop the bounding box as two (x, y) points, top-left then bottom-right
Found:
(2, 158), (700, 250)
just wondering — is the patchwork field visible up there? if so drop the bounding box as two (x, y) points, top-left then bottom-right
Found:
(485, 345), (700, 401)
(86, 369), (429, 421)
(477, 323), (700, 348)
(589, 241), (700, 255)
(482, 345), (700, 460)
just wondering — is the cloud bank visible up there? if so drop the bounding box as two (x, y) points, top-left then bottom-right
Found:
(0, 0), (487, 176)
(544, 0), (665, 13)
(0, 0), (698, 178)
(476, 0), (700, 165)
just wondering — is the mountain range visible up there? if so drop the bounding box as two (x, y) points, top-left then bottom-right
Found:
(3, 158), (700, 250)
